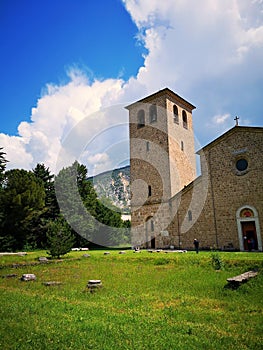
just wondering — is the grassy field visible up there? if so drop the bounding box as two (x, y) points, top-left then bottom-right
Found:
(0, 250), (262, 350)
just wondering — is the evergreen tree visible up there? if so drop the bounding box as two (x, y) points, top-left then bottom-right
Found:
(75, 162), (98, 214)
(33, 163), (59, 219)
(0, 148), (8, 245)
(55, 161), (130, 247)
(46, 216), (75, 259)
(0, 169), (45, 250)
(31, 164), (60, 248)
(95, 197), (130, 246)
(0, 147), (8, 185)
(55, 161), (97, 243)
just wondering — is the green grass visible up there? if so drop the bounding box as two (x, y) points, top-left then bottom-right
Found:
(0, 250), (262, 349)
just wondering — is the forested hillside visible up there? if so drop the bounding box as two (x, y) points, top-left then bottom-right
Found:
(88, 165), (130, 213)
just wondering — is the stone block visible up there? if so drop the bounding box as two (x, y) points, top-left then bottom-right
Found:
(21, 274), (36, 281)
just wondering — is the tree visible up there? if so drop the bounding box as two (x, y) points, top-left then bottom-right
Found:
(0, 148), (8, 244)
(55, 161), (98, 243)
(0, 169), (45, 251)
(95, 197), (130, 246)
(0, 147), (8, 185)
(46, 216), (75, 259)
(33, 163), (59, 220)
(55, 161), (130, 247)
(32, 164), (60, 248)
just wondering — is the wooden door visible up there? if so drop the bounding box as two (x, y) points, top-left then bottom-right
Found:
(241, 221), (258, 250)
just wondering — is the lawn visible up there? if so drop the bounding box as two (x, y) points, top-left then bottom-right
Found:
(0, 250), (262, 350)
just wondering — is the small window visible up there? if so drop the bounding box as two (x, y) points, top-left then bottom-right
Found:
(188, 210), (192, 221)
(149, 105), (157, 123)
(173, 105), (179, 124)
(146, 141), (150, 152)
(137, 109), (145, 128)
(181, 141), (184, 151)
(182, 110), (188, 129)
(148, 185), (152, 197)
(236, 158), (248, 172)
(151, 220), (154, 232)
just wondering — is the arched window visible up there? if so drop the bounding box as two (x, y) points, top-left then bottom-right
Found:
(151, 220), (154, 232)
(181, 141), (184, 151)
(149, 105), (157, 123)
(188, 210), (192, 221)
(182, 110), (188, 129)
(173, 105), (179, 124)
(137, 109), (145, 128)
(146, 141), (150, 152)
(148, 185), (152, 197)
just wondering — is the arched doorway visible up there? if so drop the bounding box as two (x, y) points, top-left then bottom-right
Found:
(145, 216), (155, 249)
(236, 206), (262, 251)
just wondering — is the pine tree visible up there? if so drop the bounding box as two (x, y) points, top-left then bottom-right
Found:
(46, 216), (75, 258)
(0, 148), (8, 247)
(55, 161), (130, 248)
(33, 163), (59, 220)
(0, 169), (45, 250)
(0, 147), (8, 185)
(55, 161), (97, 243)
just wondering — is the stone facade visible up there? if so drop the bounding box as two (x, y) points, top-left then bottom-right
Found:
(126, 88), (196, 248)
(127, 88), (263, 251)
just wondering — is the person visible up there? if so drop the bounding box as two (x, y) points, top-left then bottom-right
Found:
(250, 237), (255, 250)
(193, 239), (199, 254)
(247, 238), (252, 252)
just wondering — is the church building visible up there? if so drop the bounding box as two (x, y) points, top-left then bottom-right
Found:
(126, 88), (263, 251)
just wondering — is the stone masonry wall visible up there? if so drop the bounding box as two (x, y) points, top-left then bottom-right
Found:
(166, 127), (263, 251)
(166, 98), (196, 196)
(128, 91), (196, 248)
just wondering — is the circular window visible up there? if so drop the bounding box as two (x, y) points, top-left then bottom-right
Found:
(236, 158), (248, 171)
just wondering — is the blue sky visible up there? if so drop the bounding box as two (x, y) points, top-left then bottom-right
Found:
(0, 0), (144, 134)
(0, 0), (263, 174)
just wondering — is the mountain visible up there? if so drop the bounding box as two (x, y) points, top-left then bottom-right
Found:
(88, 165), (130, 213)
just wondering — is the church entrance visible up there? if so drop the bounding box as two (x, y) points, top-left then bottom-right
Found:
(241, 221), (258, 251)
(150, 237), (156, 249)
(145, 217), (155, 249)
(236, 206), (262, 251)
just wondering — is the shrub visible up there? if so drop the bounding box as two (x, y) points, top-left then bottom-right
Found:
(210, 251), (224, 270)
(46, 217), (75, 259)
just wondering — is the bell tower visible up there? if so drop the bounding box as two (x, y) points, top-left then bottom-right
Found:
(126, 88), (196, 248)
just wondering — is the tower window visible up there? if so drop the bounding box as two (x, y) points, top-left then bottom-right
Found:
(182, 110), (188, 129)
(149, 105), (157, 123)
(146, 141), (150, 151)
(181, 141), (184, 151)
(137, 109), (145, 128)
(148, 185), (152, 197)
(151, 220), (154, 232)
(173, 105), (179, 124)
(188, 210), (192, 221)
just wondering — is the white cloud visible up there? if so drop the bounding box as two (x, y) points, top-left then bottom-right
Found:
(2, 0), (263, 174)
(0, 133), (33, 169)
(213, 114), (231, 125)
(87, 153), (110, 165)
(3, 72), (124, 174)
(123, 0), (263, 143)
(125, 0), (263, 87)
(203, 113), (233, 142)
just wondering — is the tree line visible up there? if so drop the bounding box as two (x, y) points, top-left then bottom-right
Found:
(0, 148), (130, 255)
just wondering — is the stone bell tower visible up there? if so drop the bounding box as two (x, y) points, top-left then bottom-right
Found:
(125, 88), (196, 248)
